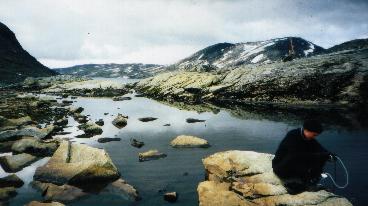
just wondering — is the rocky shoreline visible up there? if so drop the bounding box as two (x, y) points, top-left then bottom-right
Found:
(135, 49), (368, 109)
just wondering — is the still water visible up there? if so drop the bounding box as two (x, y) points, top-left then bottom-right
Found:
(3, 92), (368, 206)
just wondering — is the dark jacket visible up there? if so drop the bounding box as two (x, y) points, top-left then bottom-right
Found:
(272, 128), (331, 180)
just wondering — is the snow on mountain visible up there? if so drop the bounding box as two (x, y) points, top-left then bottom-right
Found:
(174, 37), (325, 71)
(54, 63), (165, 78)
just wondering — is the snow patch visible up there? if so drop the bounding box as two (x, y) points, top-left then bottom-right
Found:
(251, 54), (264, 63)
(304, 42), (315, 56)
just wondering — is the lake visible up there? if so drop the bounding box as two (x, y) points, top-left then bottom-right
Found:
(2, 85), (368, 206)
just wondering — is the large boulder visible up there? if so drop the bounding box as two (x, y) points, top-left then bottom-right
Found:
(0, 153), (40, 172)
(197, 150), (352, 206)
(34, 141), (120, 186)
(0, 125), (55, 142)
(170, 135), (210, 148)
(11, 137), (59, 157)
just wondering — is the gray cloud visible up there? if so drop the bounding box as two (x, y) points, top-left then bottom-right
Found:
(0, 0), (367, 67)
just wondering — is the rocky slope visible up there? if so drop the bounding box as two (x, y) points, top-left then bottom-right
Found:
(171, 37), (325, 71)
(135, 48), (368, 107)
(197, 150), (352, 206)
(55, 63), (165, 79)
(0, 22), (57, 85)
(327, 38), (368, 53)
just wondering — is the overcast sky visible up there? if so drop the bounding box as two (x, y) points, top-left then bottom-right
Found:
(1, 0), (367, 68)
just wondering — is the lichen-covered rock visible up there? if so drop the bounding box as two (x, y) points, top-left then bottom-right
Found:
(34, 141), (120, 186)
(112, 114), (128, 128)
(0, 153), (40, 172)
(138, 150), (167, 162)
(197, 150), (352, 206)
(25, 201), (65, 206)
(170, 135), (210, 148)
(77, 122), (103, 136)
(136, 49), (368, 106)
(11, 137), (59, 157)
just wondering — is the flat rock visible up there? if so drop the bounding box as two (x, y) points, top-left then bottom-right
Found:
(112, 96), (132, 101)
(138, 117), (157, 122)
(0, 116), (32, 127)
(34, 141), (120, 186)
(25, 201), (65, 206)
(170, 135), (210, 148)
(97, 137), (121, 143)
(0, 174), (24, 188)
(0, 125), (55, 142)
(112, 114), (128, 128)
(12, 138), (59, 157)
(198, 150), (353, 206)
(186, 118), (206, 123)
(139, 150), (167, 162)
(0, 153), (40, 172)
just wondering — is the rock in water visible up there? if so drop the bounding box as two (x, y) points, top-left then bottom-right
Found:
(170, 135), (210, 148)
(95, 119), (104, 126)
(138, 117), (157, 122)
(34, 141), (120, 186)
(30, 181), (87, 203)
(103, 178), (140, 201)
(197, 150), (353, 206)
(0, 174), (24, 188)
(138, 150), (167, 162)
(112, 114), (128, 128)
(25, 201), (65, 206)
(77, 122), (103, 136)
(164, 192), (178, 203)
(0, 153), (40, 172)
(0, 125), (55, 142)
(97, 137), (121, 143)
(130, 138), (144, 148)
(186, 118), (206, 123)
(112, 96), (132, 101)
(11, 138), (59, 157)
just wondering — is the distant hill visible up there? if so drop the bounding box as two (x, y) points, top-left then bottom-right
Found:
(173, 37), (325, 71)
(0, 22), (57, 85)
(327, 38), (368, 53)
(54, 63), (165, 79)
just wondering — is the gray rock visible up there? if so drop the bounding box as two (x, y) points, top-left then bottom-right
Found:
(130, 139), (144, 148)
(34, 141), (120, 186)
(0, 125), (55, 142)
(112, 96), (132, 101)
(31, 181), (87, 203)
(138, 117), (158, 122)
(77, 122), (103, 136)
(186, 118), (206, 123)
(0, 174), (24, 188)
(97, 137), (121, 143)
(0, 153), (40, 172)
(11, 138), (59, 157)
